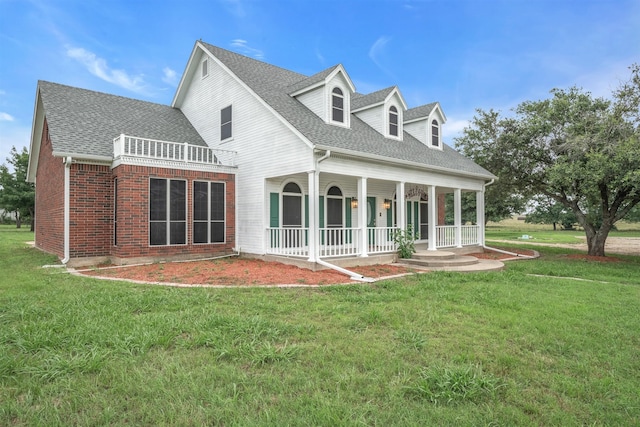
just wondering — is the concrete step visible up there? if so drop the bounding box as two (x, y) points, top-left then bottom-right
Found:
(403, 254), (480, 268)
(411, 250), (457, 261)
(397, 258), (504, 273)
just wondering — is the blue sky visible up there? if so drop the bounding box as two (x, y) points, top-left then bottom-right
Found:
(1, 0), (639, 167)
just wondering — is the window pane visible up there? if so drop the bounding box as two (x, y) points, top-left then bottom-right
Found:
(332, 95), (343, 109)
(170, 222), (186, 244)
(170, 180), (186, 221)
(194, 181), (208, 221)
(150, 179), (166, 221)
(211, 222), (225, 243)
(327, 186), (342, 196)
(327, 198), (343, 227)
(193, 222), (208, 244)
(221, 106), (232, 124)
(390, 123), (398, 136)
(283, 182), (301, 193)
(332, 108), (344, 123)
(282, 195), (302, 227)
(221, 123), (232, 140)
(211, 183), (225, 221)
(150, 222), (166, 245)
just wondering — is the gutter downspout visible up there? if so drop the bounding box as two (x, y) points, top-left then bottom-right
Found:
(312, 149), (374, 283)
(61, 157), (72, 264)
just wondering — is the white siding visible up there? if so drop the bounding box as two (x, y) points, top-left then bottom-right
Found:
(354, 105), (384, 135)
(179, 53), (314, 255)
(405, 120), (427, 145)
(296, 86), (325, 120)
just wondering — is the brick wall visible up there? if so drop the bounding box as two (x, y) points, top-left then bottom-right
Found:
(111, 164), (236, 261)
(34, 119), (64, 258)
(68, 163), (113, 258)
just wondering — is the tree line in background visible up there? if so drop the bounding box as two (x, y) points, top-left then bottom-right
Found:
(0, 146), (34, 230)
(455, 64), (640, 256)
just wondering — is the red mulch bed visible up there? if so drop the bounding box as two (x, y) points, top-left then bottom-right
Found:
(81, 257), (414, 286)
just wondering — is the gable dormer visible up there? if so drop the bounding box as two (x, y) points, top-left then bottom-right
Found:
(289, 64), (355, 128)
(352, 86), (407, 140)
(404, 102), (446, 150)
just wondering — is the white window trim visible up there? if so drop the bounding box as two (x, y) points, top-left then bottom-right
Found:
(430, 119), (442, 149)
(328, 86), (350, 128)
(193, 180), (226, 245)
(221, 104), (233, 142)
(201, 58), (209, 79)
(149, 177), (187, 247)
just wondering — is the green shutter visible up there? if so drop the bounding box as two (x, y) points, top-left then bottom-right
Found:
(406, 201), (412, 228)
(270, 193), (279, 227)
(304, 195), (309, 245)
(319, 196), (324, 244)
(345, 198), (352, 243)
(414, 202), (420, 238)
(386, 203), (392, 227)
(269, 192), (279, 248)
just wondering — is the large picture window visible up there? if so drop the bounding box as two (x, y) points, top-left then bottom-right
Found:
(149, 178), (186, 246)
(193, 181), (226, 244)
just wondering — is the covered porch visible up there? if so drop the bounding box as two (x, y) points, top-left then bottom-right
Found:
(264, 171), (486, 263)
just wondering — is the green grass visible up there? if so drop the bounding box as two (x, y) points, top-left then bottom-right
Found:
(486, 217), (640, 243)
(1, 225), (639, 425)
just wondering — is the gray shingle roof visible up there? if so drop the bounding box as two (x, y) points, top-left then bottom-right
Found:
(287, 65), (340, 95)
(200, 42), (494, 179)
(351, 86), (396, 111)
(38, 81), (206, 158)
(405, 102), (438, 122)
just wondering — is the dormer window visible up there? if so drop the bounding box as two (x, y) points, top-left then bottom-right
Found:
(201, 59), (208, 78)
(331, 88), (344, 123)
(389, 106), (399, 137)
(431, 120), (440, 147)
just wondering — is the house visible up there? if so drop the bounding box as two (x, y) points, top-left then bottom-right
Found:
(27, 41), (495, 270)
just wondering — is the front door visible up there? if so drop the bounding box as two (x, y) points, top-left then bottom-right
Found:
(420, 201), (429, 240)
(327, 186), (343, 245)
(367, 197), (376, 245)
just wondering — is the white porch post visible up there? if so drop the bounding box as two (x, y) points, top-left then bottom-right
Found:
(427, 185), (437, 251)
(396, 182), (405, 231)
(454, 188), (462, 248)
(307, 171), (318, 262)
(358, 177), (368, 257)
(476, 190), (485, 246)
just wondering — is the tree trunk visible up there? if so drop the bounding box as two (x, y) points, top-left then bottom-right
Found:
(15, 212), (21, 229)
(552, 222), (557, 231)
(585, 225), (611, 257)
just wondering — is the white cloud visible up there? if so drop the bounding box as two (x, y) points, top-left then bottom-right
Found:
(162, 67), (179, 86)
(369, 36), (394, 78)
(442, 117), (470, 141)
(230, 39), (264, 59)
(221, 0), (246, 18)
(66, 46), (148, 94)
(0, 112), (15, 122)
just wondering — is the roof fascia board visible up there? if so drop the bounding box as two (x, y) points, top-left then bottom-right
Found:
(27, 87), (44, 182)
(51, 151), (113, 162)
(314, 144), (495, 180)
(198, 43), (315, 150)
(327, 65), (356, 93)
(432, 102), (447, 123)
(171, 41), (201, 108)
(289, 80), (326, 97)
(386, 87), (408, 110)
(352, 101), (385, 113)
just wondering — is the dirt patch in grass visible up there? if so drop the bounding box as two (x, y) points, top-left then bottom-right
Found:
(80, 257), (414, 286)
(475, 248), (536, 260)
(564, 254), (624, 263)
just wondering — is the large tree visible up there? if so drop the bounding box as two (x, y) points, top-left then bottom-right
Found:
(455, 65), (640, 256)
(0, 146), (35, 229)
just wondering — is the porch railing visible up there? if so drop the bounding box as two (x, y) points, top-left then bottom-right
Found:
(367, 227), (398, 254)
(461, 225), (479, 246)
(435, 225), (480, 248)
(113, 134), (237, 167)
(319, 228), (361, 257)
(266, 227), (308, 257)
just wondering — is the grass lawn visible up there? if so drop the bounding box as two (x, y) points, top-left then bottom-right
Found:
(1, 225), (639, 425)
(486, 217), (640, 244)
